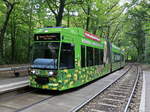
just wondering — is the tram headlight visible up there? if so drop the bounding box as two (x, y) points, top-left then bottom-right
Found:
(48, 71), (54, 76)
(31, 70), (36, 74)
(30, 70), (39, 75)
(48, 71), (57, 76)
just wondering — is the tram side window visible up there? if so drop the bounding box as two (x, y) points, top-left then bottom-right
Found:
(114, 53), (121, 62)
(95, 48), (100, 65)
(112, 52), (115, 63)
(99, 49), (104, 64)
(86, 48), (104, 66)
(87, 47), (93, 66)
(81, 46), (86, 67)
(93, 48), (95, 65)
(60, 43), (75, 69)
(123, 55), (124, 61)
(121, 54), (124, 61)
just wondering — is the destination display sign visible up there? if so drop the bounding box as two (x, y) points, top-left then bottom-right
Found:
(34, 33), (60, 41)
(84, 31), (100, 42)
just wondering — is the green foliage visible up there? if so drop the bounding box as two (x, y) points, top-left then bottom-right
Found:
(0, 0), (149, 64)
(0, 1), (6, 28)
(120, 1), (150, 62)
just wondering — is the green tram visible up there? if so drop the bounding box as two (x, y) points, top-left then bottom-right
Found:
(29, 27), (125, 91)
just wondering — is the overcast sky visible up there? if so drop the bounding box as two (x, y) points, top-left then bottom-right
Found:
(119, 0), (131, 5)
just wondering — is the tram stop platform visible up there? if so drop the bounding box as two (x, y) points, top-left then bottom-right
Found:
(140, 65), (150, 112)
(0, 77), (28, 94)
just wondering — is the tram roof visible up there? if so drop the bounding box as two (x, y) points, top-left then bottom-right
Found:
(34, 27), (122, 54)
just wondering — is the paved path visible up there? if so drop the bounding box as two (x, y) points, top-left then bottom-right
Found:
(144, 72), (150, 112)
(0, 77), (29, 93)
(140, 71), (150, 112)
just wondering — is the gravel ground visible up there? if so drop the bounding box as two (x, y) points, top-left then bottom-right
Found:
(128, 66), (143, 112)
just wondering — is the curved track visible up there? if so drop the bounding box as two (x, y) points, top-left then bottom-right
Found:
(0, 64), (135, 112)
(76, 64), (141, 112)
(0, 88), (57, 112)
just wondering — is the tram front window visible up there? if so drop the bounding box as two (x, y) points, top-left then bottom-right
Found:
(31, 42), (60, 70)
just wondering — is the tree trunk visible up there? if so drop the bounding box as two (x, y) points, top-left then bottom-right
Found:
(86, 5), (90, 31)
(67, 9), (70, 27)
(27, 0), (33, 62)
(10, 15), (16, 64)
(0, 1), (16, 59)
(55, 0), (66, 26)
(0, 35), (4, 58)
(138, 36), (145, 62)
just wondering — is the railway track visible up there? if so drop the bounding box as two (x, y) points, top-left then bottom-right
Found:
(0, 65), (29, 94)
(74, 64), (141, 112)
(0, 87), (31, 101)
(0, 64), (137, 112)
(0, 87), (57, 112)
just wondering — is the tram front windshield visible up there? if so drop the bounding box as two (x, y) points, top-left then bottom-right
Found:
(31, 42), (60, 70)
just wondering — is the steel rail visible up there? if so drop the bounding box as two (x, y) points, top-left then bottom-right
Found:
(0, 86), (55, 112)
(0, 65), (130, 112)
(123, 65), (141, 112)
(0, 85), (55, 112)
(0, 88), (36, 102)
(16, 95), (55, 112)
(70, 65), (132, 112)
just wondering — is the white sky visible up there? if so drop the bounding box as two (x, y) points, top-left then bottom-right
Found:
(119, 0), (131, 6)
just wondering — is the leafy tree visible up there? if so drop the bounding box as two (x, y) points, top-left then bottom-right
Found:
(122, 1), (150, 62)
(0, 0), (149, 64)
(0, 0), (18, 59)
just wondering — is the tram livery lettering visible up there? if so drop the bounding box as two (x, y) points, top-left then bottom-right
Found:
(82, 39), (101, 47)
(34, 33), (60, 41)
(82, 39), (91, 44)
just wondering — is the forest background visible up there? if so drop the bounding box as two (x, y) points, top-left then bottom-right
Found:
(0, 0), (150, 64)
